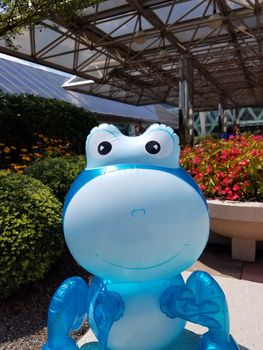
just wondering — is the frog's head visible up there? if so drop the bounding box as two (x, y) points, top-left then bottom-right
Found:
(85, 123), (180, 169)
(63, 124), (209, 283)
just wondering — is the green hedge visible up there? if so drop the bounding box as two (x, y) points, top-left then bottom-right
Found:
(0, 173), (64, 298)
(25, 156), (86, 202)
(0, 91), (97, 153)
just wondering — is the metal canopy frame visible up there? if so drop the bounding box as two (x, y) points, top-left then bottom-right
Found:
(0, 0), (262, 110)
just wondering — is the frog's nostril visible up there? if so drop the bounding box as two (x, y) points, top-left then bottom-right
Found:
(131, 209), (146, 217)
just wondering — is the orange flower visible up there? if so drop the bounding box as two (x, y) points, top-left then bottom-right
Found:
(34, 153), (43, 158)
(21, 155), (31, 161)
(3, 146), (11, 153)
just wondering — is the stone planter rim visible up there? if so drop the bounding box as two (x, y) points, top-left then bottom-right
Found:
(207, 199), (263, 223)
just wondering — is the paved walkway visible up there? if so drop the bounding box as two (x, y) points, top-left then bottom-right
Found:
(191, 244), (263, 283)
(78, 245), (263, 350)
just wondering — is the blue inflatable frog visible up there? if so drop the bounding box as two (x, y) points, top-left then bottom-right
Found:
(43, 124), (240, 350)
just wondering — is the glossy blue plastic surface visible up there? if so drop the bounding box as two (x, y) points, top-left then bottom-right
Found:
(43, 124), (240, 350)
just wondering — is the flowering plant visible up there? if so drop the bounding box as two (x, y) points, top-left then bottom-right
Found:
(0, 134), (73, 173)
(180, 134), (263, 202)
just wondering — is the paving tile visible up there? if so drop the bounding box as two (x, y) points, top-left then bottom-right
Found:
(242, 262), (263, 283)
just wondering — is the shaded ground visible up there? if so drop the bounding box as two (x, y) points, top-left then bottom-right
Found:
(0, 251), (91, 350)
(190, 243), (263, 283)
(1, 244), (263, 350)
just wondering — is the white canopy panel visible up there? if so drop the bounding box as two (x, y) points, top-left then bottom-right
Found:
(0, 0), (262, 110)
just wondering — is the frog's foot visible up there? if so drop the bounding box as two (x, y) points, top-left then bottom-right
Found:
(79, 342), (100, 350)
(200, 332), (240, 350)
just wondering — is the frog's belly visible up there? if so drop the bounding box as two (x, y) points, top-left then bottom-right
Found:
(92, 279), (186, 350)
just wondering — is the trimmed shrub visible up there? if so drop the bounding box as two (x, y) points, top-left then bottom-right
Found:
(0, 173), (63, 298)
(25, 156), (86, 202)
(0, 91), (97, 153)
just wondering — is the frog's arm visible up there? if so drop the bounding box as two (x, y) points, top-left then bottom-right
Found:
(89, 280), (125, 350)
(160, 271), (240, 350)
(42, 277), (89, 350)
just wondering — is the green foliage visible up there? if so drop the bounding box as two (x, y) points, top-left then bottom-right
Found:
(0, 0), (101, 44)
(0, 172), (64, 298)
(0, 91), (97, 153)
(180, 134), (263, 202)
(25, 156), (86, 202)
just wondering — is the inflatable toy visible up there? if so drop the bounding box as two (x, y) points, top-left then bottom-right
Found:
(43, 124), (240, 350)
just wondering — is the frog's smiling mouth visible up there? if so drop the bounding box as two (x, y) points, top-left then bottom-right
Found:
(97, 244), (189, 270)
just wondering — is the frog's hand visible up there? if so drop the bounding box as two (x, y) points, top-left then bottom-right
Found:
(42, 276), (89, 350)
(160, 271), (240, 349)
(160, 283), (220, 323)
(92, 287), (125, 350)
(186, 271), (240, 350)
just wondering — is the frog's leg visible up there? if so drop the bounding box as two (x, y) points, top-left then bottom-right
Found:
(43, 277), (89, 350)
(160, 271), (240, 350)
(88, 280), (125, 350)
(186, 271), (239, 350)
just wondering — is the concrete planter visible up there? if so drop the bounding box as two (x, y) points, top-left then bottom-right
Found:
(207, 199), (263, 262)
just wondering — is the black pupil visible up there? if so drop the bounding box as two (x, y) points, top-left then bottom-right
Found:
(145, 140), (161, 154)
(98, 141), (112, 155)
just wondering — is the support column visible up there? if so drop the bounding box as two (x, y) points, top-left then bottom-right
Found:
(178, 55), (194, 146)
(199, 111), (207, 136)
(233, 108), (239, 124)
(218, 101), (224, 134)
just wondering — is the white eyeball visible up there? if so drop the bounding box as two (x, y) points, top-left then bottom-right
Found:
(88, 131), (118, 160)
(144, 130), (174, 159)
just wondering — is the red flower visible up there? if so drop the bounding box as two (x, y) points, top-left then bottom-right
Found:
(217, 171), (225, 180)
(199, 184), (206, 191)
(221, 187), (231, 195)
(206, 166), (213, 174)
(213, 185), (221, 194)
(226, 193), (240, 201)
(193, 156), (201, 165)
(239, 159), (249, 166)
(222, 177), (233, 187)
(230, 147), (242, 157)
(232, 184), (241, 192)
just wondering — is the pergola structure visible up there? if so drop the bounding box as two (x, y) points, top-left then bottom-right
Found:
(0, 0), (262, 142)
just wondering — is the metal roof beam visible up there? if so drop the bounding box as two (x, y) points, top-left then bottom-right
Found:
(126, 0), (239, 108)
(217, 0), (260, 105)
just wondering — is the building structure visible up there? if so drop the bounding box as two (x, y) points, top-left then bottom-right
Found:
(0, 55), (178, 132)
(0, 1), (262, 141)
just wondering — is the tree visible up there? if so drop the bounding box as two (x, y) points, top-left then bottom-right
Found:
(0, 0), (100, 46)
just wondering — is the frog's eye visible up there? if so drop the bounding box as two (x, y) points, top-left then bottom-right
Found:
(88, 131), (117, 159)
(145, 140), (161, 154)
(144, 130), (174, 159)
(98, 141), (112, 155)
